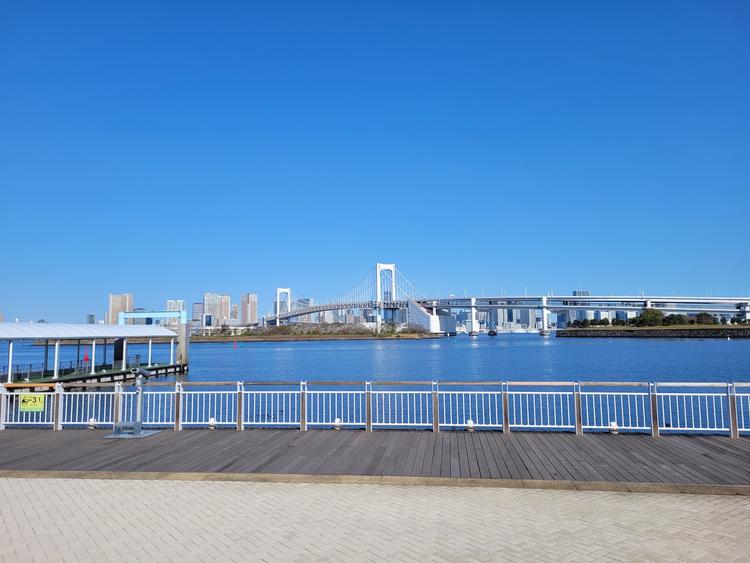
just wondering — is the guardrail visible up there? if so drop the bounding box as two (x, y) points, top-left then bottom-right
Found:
(0, 380), (748, 438)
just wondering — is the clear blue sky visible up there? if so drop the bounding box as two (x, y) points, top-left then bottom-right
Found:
(2, 1), (748, 321)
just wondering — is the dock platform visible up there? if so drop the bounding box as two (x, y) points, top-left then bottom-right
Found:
(1, 429), (749, 493)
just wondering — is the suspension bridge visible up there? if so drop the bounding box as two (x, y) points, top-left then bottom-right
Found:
(263, 262), (750, 334)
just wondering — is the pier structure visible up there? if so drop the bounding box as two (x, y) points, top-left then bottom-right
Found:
(0, 322), (187, 386)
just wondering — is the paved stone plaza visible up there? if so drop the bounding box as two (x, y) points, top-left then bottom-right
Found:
(1, 478), (749, 562)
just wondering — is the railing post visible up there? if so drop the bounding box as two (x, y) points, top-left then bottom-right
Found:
(0, 384), (6, 431)
(728, 383), (739, 440)
(432, 381), (439, 433)
(113, 383), (122, 427)
(574, 382), (583, 436)
(174, 381), (182, 432)
(237, 382), (244, 432)
(502, 381), (510, 434)
(365, 381), (372, 432)
(649, 382), (660, 438)
(53, 383), (63, 431)
(300, 381), (307, 432)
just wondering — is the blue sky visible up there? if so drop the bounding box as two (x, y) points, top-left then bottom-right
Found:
(1, 1), (749, 321)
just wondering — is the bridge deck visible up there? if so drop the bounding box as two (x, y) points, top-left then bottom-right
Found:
(1, 429), (749, 491)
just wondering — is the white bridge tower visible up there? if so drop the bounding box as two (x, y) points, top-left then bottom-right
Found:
(375, 263), (396, 332)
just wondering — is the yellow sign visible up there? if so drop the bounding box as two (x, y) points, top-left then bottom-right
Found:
(19, 394), (45, 412)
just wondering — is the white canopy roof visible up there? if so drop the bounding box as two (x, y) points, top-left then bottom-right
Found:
(0, 322), (177, 340)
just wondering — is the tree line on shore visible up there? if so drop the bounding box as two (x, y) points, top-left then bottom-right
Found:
(566, 309), (749, 328)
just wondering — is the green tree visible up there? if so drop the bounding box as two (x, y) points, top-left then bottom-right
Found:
(637, 308), (664, 327)
(695, 312), (715, 325)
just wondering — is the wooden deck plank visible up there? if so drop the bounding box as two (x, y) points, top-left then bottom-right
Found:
(1, 429), (749, 487)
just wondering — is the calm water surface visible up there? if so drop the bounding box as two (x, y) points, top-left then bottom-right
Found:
(4, 335), (748, 383)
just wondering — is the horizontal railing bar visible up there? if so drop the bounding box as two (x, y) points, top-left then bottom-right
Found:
(506, 381), (577, 387)
(579, 381), (649, 388)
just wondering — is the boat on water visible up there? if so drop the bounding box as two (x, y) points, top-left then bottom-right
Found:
(488, 329), (498, 337)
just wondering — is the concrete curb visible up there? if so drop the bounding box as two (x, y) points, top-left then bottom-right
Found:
(1, 469), (749, 496)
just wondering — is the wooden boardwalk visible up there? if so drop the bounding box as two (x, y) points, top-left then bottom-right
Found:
(1, 429), (750, 490)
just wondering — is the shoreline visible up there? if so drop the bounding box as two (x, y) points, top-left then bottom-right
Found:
(557, 326), (750, 338)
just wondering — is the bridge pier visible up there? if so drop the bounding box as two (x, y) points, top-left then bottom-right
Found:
(540, 296), (549, 331)
(468, 298), (478, 335)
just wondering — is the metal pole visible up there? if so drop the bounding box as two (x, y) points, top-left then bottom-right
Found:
(169, 338), (174, 365)
(300, 381), (307, 432)
(53, 340), (60, 379)
(574, 382), (583, 436)
(174, 381), (182, 431)
(237, 382), (244, 431)
(432, 381), (440, 433)
(53, 383), (63, 431)
(90, 340), (96, 375)
(148, 339), (152, 367)
(6, 341), (13, 384)
(113, 382), (122, 426)
(43, 339), (49, 376)
(121, 338), (127, 370)
(103, 339), (107, 368)
(502, 381), (510, 434)
(649, 382), (660, 438)
(76, 339), (81, 371)
(365, 381), (372, 432)
(728, 383), (739, 440)
(0, 383), (6, 431)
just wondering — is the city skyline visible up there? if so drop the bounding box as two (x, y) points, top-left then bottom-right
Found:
(2, 2), (748, 321)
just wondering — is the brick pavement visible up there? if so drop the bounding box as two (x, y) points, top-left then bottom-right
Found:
(1, 478), (749, 562)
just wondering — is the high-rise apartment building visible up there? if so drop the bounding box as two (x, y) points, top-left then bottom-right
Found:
(86, 313), (96, 324)
(231, 304), (239, 320)
(107, 293), (133, 324)
(166, 299), (186, 326)
(192, 302), (204, 323)
(203, 293), (231, 327)
(241, 293), (258, 325)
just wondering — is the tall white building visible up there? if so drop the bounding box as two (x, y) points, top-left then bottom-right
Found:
(241, 293), (258, 325)
(166, 299), (186, 326)
(203, 293), (231, 327)
(107, 293), (133, 324)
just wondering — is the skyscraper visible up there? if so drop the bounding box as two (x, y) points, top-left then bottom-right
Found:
(107, 293), (133, 324)
(86, 313), (96, 324)
(241, 293), (258, 325)
(203, 293), (231, 327)
(231, 304), (239, 320)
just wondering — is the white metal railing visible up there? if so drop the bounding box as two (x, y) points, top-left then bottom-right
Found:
(307, 391), (365, 427)
(61, 392), (114, 427)
(1, 392), (55, 427)
(507, 391), (575, 430)
(182, 391), (237, 427)
(371, 391), (432, 427)
(581, 392), (650, 431)
(243, 391), (300, 427)
(737, 393), (750, 434)
(1, 381), (748, 437)
(121, 391), (175, 427)
(439, 391), (503, 428)
(657, 393), (728, 432)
